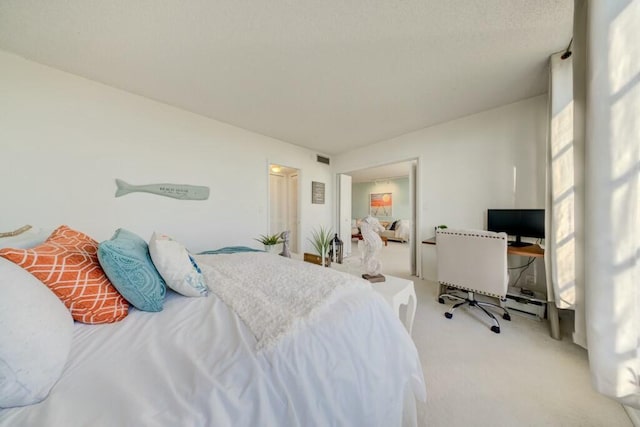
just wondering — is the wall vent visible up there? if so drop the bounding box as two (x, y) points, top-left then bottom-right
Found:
(316, 155), (330, 165)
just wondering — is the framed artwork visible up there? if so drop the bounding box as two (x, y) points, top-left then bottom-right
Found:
(370, 192), (392, 217)
(311, 181), (325, 204)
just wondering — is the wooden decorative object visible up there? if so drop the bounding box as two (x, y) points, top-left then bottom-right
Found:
(0, 225), (32, 238)
(303, 253), (331, 267)
(311, 181), (325, 204)
(115, 179), (210, 200)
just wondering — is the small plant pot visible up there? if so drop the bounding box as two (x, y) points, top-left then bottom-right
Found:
(264, 244), (279, 254)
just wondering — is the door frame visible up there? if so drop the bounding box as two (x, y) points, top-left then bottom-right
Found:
(336, 157), (421, 277)
(337, 173), (353, 256)
(267, 161), (302, 254)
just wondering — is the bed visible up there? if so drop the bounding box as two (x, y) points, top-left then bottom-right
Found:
(0, 227), (425, 426)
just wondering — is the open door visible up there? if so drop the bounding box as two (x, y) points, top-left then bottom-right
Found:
(409, 161), (418, 276)
(338, 174), (352, 256)
(269, 164), (300, 253)
(338, 159), (419, 276)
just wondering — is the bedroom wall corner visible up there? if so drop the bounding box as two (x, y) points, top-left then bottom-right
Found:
(332, 96), (548, 280)
(0, 50), (333, 252)
(334, 96), (546, 236)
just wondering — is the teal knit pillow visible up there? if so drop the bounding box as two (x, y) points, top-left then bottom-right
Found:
(98, 229), (166, 312)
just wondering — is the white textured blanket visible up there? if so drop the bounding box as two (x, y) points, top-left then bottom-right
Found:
(194, 253), (370, 350)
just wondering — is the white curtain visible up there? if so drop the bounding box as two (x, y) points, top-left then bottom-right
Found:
(549, 0), (640, 408)
(583, 0), (640, 408)
(546, 52), (578, 313)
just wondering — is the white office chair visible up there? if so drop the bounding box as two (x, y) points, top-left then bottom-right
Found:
(436, 229), (511, 333)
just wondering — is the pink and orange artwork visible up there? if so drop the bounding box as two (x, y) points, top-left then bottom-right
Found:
(370, 193), (392, 217)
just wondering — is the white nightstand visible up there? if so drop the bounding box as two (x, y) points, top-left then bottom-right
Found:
(370, 275), (417, 336)
(330, 262), (417, 335)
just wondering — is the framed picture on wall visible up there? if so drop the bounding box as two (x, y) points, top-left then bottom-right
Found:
(311, 181), (325, 204)
(370, 192), (392, 217)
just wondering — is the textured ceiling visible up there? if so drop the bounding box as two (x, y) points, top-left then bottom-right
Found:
(0, 1), (573, 155)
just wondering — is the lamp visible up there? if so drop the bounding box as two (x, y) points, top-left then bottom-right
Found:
(329, 233), (343, 264)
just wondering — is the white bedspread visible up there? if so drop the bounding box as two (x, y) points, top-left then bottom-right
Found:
(0, 254), (426, 427)
(195, 252), (369, 350)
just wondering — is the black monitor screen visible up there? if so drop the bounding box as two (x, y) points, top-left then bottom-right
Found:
(487, 209), (545, 246)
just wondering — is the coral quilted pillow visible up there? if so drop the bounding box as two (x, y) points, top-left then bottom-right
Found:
(0, 225), (129, 324)
(98, 229), (166, 312)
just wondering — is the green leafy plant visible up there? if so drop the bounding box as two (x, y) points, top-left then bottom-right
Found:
(308, 226), (332, 257)
(254, 233), (283, 246)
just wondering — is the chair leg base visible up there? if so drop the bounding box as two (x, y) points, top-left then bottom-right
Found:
(438, 289), (511, 333)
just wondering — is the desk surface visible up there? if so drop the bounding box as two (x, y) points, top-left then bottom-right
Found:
(421, 237), (544, 258)
(507, 244), (544, 257)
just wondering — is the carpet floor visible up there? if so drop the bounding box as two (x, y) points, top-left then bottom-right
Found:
(346, 240), (632, 426)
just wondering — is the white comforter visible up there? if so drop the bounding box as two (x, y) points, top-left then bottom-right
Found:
(0, 253), (425, 427)
(195, 252), (371, 350)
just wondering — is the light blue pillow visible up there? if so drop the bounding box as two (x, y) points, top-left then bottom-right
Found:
(98, 229), (166, 312)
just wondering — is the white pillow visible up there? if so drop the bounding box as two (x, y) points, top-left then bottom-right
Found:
(0, 257), (74, 408)
(148, 232), (208, 297)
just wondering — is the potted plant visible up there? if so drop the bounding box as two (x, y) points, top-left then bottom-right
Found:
(255, 233), (283, 253)
(305, 226), (332, 267)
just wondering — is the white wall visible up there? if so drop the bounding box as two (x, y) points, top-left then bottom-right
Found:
(334, 95), (548, 278)
(0, 51), (333, 253)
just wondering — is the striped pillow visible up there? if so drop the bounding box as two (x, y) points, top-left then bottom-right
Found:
(0, 225), (129, 324)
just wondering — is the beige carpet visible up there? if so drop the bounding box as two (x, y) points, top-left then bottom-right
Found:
(346, 240), (632, 427)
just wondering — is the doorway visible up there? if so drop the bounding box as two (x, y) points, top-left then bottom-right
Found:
(269, 164), (300, 253)
(339, 159), (419, 277)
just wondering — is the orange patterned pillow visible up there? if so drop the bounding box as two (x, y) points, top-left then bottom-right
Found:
(0, 225), (129, 324)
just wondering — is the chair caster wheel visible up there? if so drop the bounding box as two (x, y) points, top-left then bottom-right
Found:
(491, 326), (501, 334)
(503, 313), (511, 321)
(444, 312), (453, 319)
(438, 298), (445, 304)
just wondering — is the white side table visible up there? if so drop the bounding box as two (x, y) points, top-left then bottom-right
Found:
(371, 275), (417, 336)
(328, 262), (417, 335)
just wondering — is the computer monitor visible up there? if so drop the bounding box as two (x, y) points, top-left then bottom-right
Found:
(487, 209), (545, 247)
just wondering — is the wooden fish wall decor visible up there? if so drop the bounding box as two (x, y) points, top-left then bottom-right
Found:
(115, 179), (210, 200)
(0, 225), (32, 238)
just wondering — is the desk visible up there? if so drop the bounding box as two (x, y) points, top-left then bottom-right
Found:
(422, 237), (544, 257)
(422, 237), (560, 340)
(506, 244), (544, 258)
